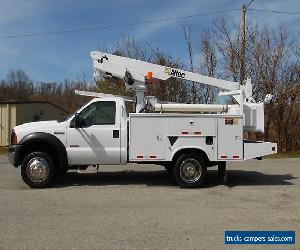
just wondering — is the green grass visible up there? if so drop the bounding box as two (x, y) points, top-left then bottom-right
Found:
(0, 147), (8, 155)
(266, 151), (300, 159)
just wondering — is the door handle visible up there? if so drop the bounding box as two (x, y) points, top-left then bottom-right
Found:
(113, 130), (119, 138)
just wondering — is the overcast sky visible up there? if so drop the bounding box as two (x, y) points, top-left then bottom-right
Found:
(0, 0), (299, 82)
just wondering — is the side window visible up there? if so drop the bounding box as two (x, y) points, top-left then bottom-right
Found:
(79, 101), (116, 127)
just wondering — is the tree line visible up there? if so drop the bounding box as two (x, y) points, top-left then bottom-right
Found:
(0, 70), (95, 113)
(0, 18), (299, 152)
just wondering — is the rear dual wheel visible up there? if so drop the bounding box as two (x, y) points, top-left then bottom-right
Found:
(173, 153), (207, 188)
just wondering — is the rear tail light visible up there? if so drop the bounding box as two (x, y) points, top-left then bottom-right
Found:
(11, 129), (18, 145)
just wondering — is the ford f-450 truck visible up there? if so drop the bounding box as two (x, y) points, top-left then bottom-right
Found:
(8, 52), (277, 188)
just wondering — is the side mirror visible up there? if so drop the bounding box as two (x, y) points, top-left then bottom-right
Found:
(72, 113), (84, 128)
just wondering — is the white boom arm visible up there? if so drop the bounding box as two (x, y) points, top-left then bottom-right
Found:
(91, 51), (254, 105)
(91, 51), (240, 91)
(90, 51), (266, 133)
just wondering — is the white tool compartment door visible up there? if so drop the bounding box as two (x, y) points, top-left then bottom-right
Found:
(130, 116), (165, 160)
(217, 117), (243, 160)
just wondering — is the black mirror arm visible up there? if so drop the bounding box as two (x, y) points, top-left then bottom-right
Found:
(72, 113), (81, 128)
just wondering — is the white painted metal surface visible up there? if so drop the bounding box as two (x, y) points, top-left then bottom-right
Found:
(75, 90), (134, 102)
(244, 141), (277, 160)
(217, 117), (243, 160)
(154, 103), (239, 113)
(66, 98), (123, 165)
(129, 116), (166, 160)
(90, 51), (240, 92)
(129, 113), (247, 162)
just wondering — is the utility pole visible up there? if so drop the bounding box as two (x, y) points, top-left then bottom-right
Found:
(240, 4), (246, 84)
(240, 0), (254, 84)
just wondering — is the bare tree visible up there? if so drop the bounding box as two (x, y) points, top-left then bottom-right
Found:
(6, 70), (32, 101)
(180, 22), (197, 103)
(179, 17), (299, 151)
(200, 32), (218, 103)
(210, 18), (300, 151)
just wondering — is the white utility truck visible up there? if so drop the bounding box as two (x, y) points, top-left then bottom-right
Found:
(8, 51), (277, 188)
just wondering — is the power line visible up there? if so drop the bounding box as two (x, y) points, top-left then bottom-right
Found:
(247, 0), (255, 9)
(0, 9), (239, 40)
(1, 7), (298, 40)
(248, 8), (300, 15)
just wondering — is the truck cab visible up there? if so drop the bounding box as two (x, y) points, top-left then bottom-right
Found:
(8, 97), (128, 187)
(66, 97), (127, 165)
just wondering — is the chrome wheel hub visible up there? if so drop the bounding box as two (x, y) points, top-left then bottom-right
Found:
(26, 157), (49, 183)
(180, 158), (202, 183)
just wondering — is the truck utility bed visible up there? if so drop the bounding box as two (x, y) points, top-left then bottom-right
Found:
(129, 113), (277, 162)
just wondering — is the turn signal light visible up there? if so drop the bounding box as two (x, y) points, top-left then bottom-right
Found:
(11, 129), (18, 145)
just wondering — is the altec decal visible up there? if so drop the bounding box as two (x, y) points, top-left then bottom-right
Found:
(165, 67), (185, 78)
(98, 55), (108, 63)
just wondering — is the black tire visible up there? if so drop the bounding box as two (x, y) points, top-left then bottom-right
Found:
(218, 162), (227, 183)
(21, 151), (56, 188)
(164, 164), (173, 175)
(57, 166), (69, 176)
(172, 153), (207, 188)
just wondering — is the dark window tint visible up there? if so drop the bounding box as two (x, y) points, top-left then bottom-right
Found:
(79, 101), (116, 127)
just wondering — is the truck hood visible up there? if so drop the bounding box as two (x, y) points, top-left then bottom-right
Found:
(14, 120), (67, 142)
(15, 120), (61, 130)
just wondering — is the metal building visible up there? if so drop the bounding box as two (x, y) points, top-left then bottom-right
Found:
(0, 101), (66, 146)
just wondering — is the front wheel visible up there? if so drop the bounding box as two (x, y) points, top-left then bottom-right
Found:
(21, 151), (56, 188)
(173, 153), (207, 188)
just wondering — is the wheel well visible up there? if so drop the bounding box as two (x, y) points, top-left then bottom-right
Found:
(172, 148), (209, 165)
(20, 141), (59, 167)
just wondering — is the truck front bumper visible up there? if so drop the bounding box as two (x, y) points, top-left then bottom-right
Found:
(8, 144), (22, 167)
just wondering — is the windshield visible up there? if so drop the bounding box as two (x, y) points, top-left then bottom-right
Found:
(57, 106), (82, 122)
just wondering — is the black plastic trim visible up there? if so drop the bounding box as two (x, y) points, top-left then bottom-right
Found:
(205, 136), (213, 145)
(17, 132), (68, 170)
(168, 136), (178, 146)
(8, 144), (22, 167)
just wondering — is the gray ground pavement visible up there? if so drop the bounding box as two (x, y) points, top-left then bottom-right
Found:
(0, 155), (299, 249)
